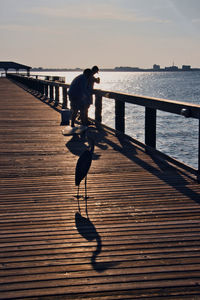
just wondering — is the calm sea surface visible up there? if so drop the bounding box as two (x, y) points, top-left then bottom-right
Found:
(30, 71), (200, 169)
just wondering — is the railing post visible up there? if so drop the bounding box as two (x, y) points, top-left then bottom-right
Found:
(41, 82), (45, 95)
(37, 81), (42, 94)
(36, 80), (39, 93)
(55, 85), (59, 105)
(44, 83), (48, 98)
(38, 81), (43, 95)
(95, 94), (102, 123)
(50, 85), (54, 102)
(33, 79), (37, 92)
(115, 99), (125, 133)
(62, 87), (68, 109)
(145, 107), (157, 149)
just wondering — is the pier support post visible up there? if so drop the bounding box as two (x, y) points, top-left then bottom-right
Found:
(145, 107), (156, 149)
(115, 100), (125, 133)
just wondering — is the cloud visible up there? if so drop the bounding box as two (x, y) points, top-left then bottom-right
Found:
(22, 2), (171, 24)
(0, 24), (57, 34)
(192, 18), (200, 23)
(0, 24), (33, 31)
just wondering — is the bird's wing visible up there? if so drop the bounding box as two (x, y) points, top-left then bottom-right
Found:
(75, 151), (92, 186)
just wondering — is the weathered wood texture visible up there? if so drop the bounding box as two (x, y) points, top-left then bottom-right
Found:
(1, 78), (200, 299)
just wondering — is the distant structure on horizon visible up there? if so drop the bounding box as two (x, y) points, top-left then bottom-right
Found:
(30, 64), (198, 72)
(153, 63), (191, 72)
(0, 61), (198, 76)
(153, 64), (161, 71)
(113, 64), (194, 72)
(164, 64), (191, 71)
(182, 65), (191, 71)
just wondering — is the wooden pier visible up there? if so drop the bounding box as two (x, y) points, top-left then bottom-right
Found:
(1, 77), (200, 299)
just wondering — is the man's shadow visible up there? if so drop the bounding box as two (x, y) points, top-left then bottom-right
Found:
(75, 212), (118, 272)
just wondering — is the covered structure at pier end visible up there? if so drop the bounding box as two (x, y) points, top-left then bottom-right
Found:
(0, 61), (31, 76)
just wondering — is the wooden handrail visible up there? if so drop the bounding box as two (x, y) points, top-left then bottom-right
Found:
(6, 73), (200, 181)
(93, 89), (200, 119)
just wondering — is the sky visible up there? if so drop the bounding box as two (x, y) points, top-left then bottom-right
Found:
(0, 0), (200, 69)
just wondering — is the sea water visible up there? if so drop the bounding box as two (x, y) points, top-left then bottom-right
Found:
(30, 71), (200, 169)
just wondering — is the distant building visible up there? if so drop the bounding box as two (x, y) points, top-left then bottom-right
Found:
(114, 66), (140, 71)
(165, 65), (179, 71)
(153, 64), (160, 71)
(182, 65), (191, 71)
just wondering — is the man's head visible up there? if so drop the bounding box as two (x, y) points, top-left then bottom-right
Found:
(91, 66), (99, 75)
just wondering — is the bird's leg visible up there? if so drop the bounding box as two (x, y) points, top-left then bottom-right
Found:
(78, 196), (81, 213)
(77, 185), (81, 213)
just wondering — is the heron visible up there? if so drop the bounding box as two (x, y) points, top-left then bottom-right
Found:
(75, 137), (95, 215)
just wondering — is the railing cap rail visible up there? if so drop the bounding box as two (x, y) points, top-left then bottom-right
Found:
(93, 89), (200, 118)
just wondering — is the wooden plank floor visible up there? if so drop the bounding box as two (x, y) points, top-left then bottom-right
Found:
(1, 78), (200, 299)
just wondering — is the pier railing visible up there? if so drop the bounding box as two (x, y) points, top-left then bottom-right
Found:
(7, 73), (200, 181)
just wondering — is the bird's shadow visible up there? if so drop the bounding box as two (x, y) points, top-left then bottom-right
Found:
(75, 212), (118, 272)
